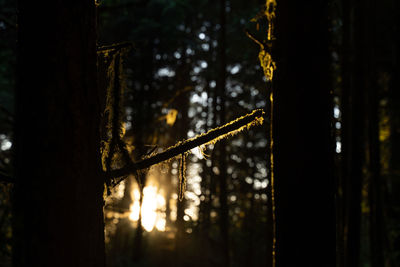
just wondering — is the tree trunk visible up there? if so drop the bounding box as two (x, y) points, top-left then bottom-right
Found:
(217, 0), (229, 266)
(174, 47), (190, 267)
(364, 1), (384, 266)
(13, 1), (105, 267)
(274, 1), (336, 266)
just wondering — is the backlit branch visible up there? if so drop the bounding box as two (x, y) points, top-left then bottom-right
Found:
(97, 42), (134, 53)
(106, 109), (265, 179)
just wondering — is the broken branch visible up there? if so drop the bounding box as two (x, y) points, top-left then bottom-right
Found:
(97, 41), (134, 53)
(106, 109), (265, 179)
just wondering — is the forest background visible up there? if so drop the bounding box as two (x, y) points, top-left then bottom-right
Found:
(0, 0), (399, 267)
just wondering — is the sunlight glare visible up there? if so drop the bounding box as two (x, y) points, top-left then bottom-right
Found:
(129, 185), (166, 232)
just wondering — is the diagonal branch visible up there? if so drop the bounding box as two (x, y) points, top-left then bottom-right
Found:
(97, 41), (134, 53)
(106, 109), (265, 179)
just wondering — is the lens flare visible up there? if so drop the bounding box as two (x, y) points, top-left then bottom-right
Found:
(129, 185), (166, 232)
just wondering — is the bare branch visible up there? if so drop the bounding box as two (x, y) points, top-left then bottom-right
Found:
(106, 109), (265, 179)
(97, 42), (134, 53)
(245, 28), (265, 49)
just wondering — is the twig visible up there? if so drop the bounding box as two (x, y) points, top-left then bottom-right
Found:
(162, 86), (193, 108)
(106, 109), (265, 178)
(97, 41), (135, 52)
(245, 28), (265, 49)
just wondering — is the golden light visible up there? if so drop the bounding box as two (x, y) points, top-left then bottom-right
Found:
(129, 184), (166, 232)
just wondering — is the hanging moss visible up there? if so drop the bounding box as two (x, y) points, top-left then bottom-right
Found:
(106, 109), (265, 179)
(97, 43), (134, 194)
(178, 153), (187, 202)
(248, 2), (277, 266)
(97, 42), (266, 201)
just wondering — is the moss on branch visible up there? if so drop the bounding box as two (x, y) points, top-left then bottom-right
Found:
(106, 109), (265, 179)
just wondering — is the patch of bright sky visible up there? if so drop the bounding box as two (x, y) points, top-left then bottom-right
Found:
(200, 61), (208, 68)
(157, 67), (175, 78)
(187, 129), (195, 138)
(186, 48), (195, 55)
(190, 91), (208, 106)
(336, 141), (342, 153)
(334, 105), (340, 118)
(195, 120), (205, 131)
(193, 66), (201, 74)
(229, 64), (241, 75)
(188, 107), (196, 118)
(230, 154), (242, 163)
(256, 100), (266, 108)
(245, 177), (253, 184)
(174, 51), (181, 59)
(254, 179), (268, 190)
(0, 134), (11, 151)
(201, 43), (210, 51)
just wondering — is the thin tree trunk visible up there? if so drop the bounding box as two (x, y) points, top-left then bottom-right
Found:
(217, 0), (229, 266)
(132, 178), (144, 261)
(174, 48), (190, 267)
(365, 0), (385, 266)
(341, 1), (365, 266)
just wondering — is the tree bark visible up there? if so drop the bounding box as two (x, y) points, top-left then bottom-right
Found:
(274, 1), (336, 266)
(13, 2), (105, 267)
(217, 0), (230, 266)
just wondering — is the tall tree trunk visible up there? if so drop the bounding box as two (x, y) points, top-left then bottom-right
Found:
(132, 176), (144, 262)
(217, 0), (229, 266)
(174, 50), (190, 267)
(341, 1), (367, 266)
(274, 1), (336, 266)
(13, 2), (105, 267)
(131, 42), (154, 262)
(364, 1), (384, 266)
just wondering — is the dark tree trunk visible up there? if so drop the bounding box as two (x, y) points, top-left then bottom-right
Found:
(174, 48), (190, 267)
(217, 0), (229, 266)
(341, 1), (363, 266)
(340, 1), (371, 266)
(364, 1), (384, 266)
(13, 1), (105, 267)
(132, 177), (144, 262)
(131, 44), (153, 262)
(274, 1), (336, 266)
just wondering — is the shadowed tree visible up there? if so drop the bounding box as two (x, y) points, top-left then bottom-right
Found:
(217, 0), (230, 266)
(13, 1), (105, 266)
(273, 1), (336, 266)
